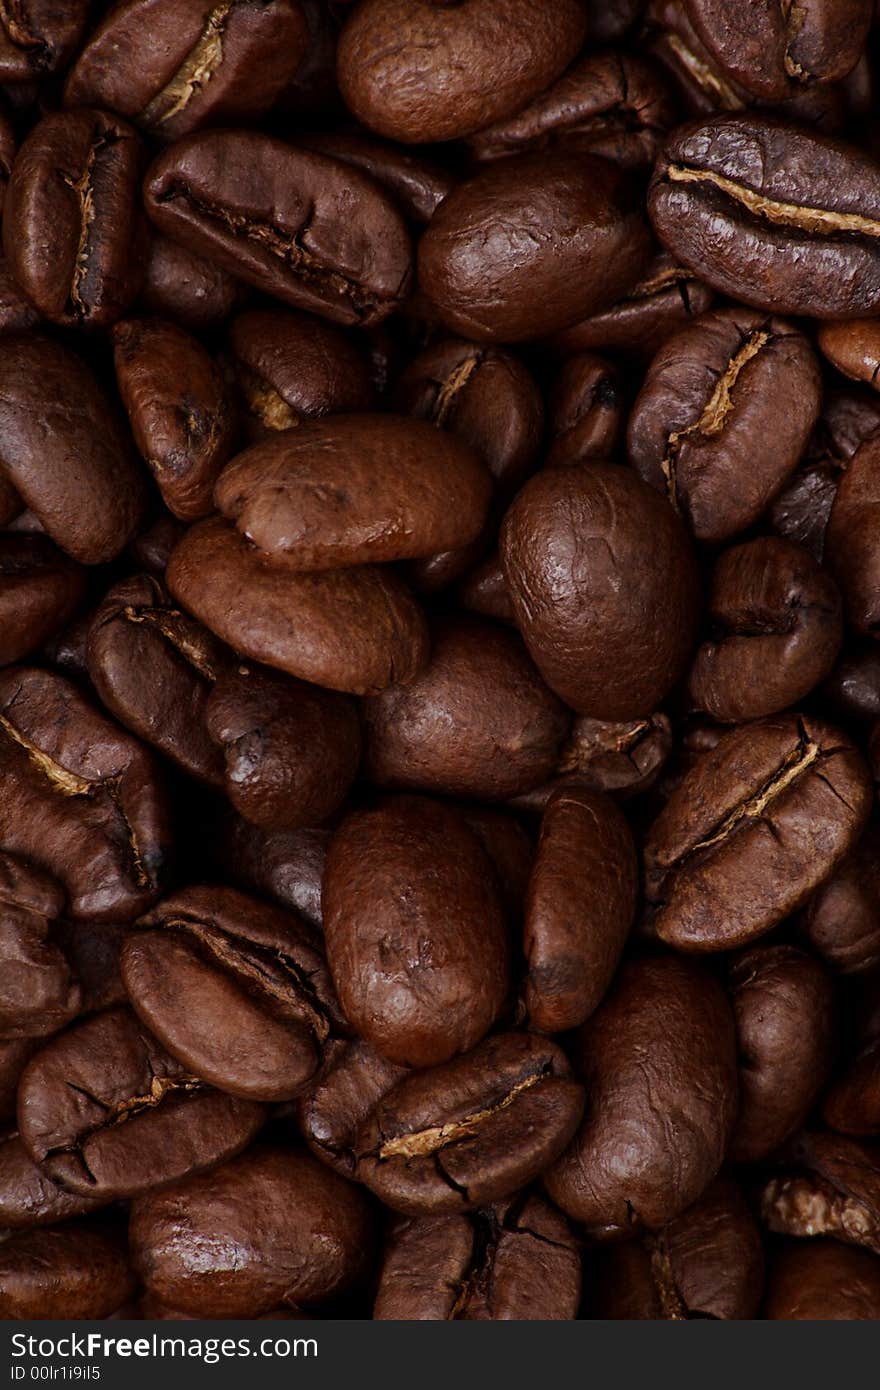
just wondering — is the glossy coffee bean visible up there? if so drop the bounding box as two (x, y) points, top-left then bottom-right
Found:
(355, 1032), (584, 1214)
(298, 1037), (409, 1179)
(130, 1145), (373, 1316)
(374, 1194), (581, 1320)
(650, 116), (880, 318)
(644, 714), (872, 952)
(0, 1221), (134, 1320)
(210, 814), (328, 929)
(419, 152), (652, 343)
(17, 1006), (265, 1198)
(524, 787), (638, 1033)
(336, 0), (587, 144)
(0, 1132), (104, 1230)
(323, 797), (509, 1067)
(544, 956), (738, 1235)
(519, 712), (673, 806)
(500, 462), (700, 719)
(819, 319), (880, 388)
(0, 534), (86, 667)
(124, 885), (344, 1101)
(300, 130), (456, 224)
(545, 354), (623, 467)
(144, 130), (412, 326)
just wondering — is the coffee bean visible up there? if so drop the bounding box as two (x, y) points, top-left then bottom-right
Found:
(298, 1037), (409, 1179)
(826, 433), (880, 634)
(765, 1240), (880, 1319)
(139, 234), (244, 330)
(0, 851), (79, 1040)
(0, 1220), (134, 1320)
(0, 534), (86, 667)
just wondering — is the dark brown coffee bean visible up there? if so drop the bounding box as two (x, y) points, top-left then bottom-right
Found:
(113, 317), (237, 520)
(468, 50), (676, 171)
(419, 152), (652, 342)
(323, 797), (509, 1068)
(65, 0), (308, 141)
(592, 1177), (764, 1320)
(336, 0), (587, 144)
(298, 1038), (408, 1179)
(205, 665), (361, 830)
(524, 788), (637, 1033)
(0, 2), (90, 79)
(819, 320), (880, 388)
(0, 334), (145, 564)
(362, 615), (569, 801)
(525, 712), (674, 805)
(650, 116), (880, 318)
(687, 538), (843, 722)
(127, 514), (188, 577)
(144, 130), (412, 326)
(124, 885), (344, 1101)
(644, 714), (872, 952)
(0, 473), (22, 527)
(543, 354), (623, 467)
(0, 1040), (37, 1124)
(544, 956), (738, 1236)
(0, 852), (78, 1039)
(0, 667), (171, 921)
(228, 307), (373, 441)
(86, 573), (229, 785)
(51, 921), (126, 1018)
(824, 1038), (880, 1135)
(822, 642), (880, 726)
(500, 461), (700, 719)
(458, 552), (516, 626)
(374, 1193), (581, 1320)
(210, 814), (328, 929)
(728, 944), (836, 1162)
(214, 414), (490, 568)
(761, 1131), (880, 1255)
(548, 252), (715, 362)
(139, 234), (244, 330)
(628, 308), (821, 542)
(17, 1006), (265, 1198)
(355, 1032), (584, 1214)
(826, 433), (880, 636)
(300, 130), (456, 224)
(683, 0), (871, 100)
(588, 0), (646, 39)
(0, 1131), (103, 1229)
(0, 1220), (134, 1320)
(801, 826), (880, 975)
(0, 534), (86, 667)
(166, 516), (429, 695)
(765, 1239), (880, 1319)
(459, 807), (534, 923)
(4, 109), (147, 328)
(130, 1145), (373, 1316)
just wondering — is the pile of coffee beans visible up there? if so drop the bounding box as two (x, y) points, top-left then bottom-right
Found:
(4, 0), (880, 1323)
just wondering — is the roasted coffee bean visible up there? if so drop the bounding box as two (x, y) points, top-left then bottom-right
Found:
(644, 714), (872, 952)
(765, 1240), (880, 1319)
(520, 713), (673, 806)
(0, 851), (79, 1039)
(0, 2), (91, 80)
(51, 921), (126, 1018)
(458, 552), (516, 626)
(0, 1220), (134, 1320)
(822, 642), (880, 725)
(205, 665), (361, 830)
(3, 109), (147, 328)
(355, 1032), (583, 1214)
(524, 788), (638, 1033)
(761, 1131), (880, 1254)
(419, 152), (652, 343)
(362, 615), (569, 802)
(300, 130), (455, 224)
(592, 1177), (764, 1320)
(86, 573), (228, 785)
(374, 1193), (581, 1320)
(650, 116), (880, 318)
(548, 252), (715, 362)
(144, 131), (412, 326)
(500, 462), (700, 719)
(819, 320), (880, 388)
(683, 0), (872, 100)
(459, 807), (534, 924)
(166, 516), (429, 695)
(800, 825), (880, 974)
(17, 1006), (265, 1198)
(298, 1038), (409, 1179)
(727, 945), (836, 1162)
(228, 307), (373, 441)
(0, 667), (171, 921)
(544, 956), (738, 1235)
(0, 1131), (103, 1229)
(687, 538), (843, 722)
(123, 885), (343, 1101)
(628, 308), (821, 542)
(129, 1145), (373, 1316)
(0, 334), (145, 564)
(545, 354), (623, 467)
(139, 234), (244, 330)
(65, 0), (308, 140)
(214, 414), (490, 568)
(127, 514), (187, 577)
(210, 814), (328, 929)
(468, 50), (676, 171)
(323, 797), (509, 1067)
(823, 1036), (880, 1135)
(0, 1040), (36, 1124)
(0, 534), (86, 667)
(113, 318), (237, 520)
(336, 0), (587, 145)
(826, 433), (880, 635)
